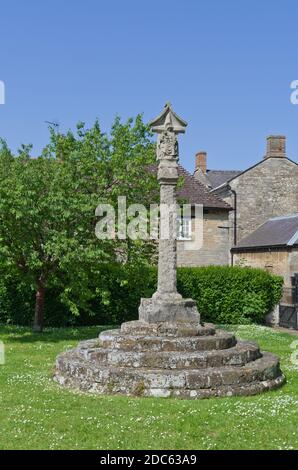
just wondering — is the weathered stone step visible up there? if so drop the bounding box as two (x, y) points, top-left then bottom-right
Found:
(76, 340), (260, 369)
(97, 329), (236, 352)
(55, 351), (284, 398)
(142, 375), (285, 399)
(120, 320), (216, 337)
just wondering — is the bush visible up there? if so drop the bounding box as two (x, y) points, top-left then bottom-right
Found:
(0, 265), (157, 327)
(177, 266), (283, 324)
(0, 265), (283, 327)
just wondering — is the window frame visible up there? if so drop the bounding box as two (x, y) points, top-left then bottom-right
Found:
(177, 216), (192, 241)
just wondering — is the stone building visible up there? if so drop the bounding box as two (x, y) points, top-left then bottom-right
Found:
(187, 135), (298, 279)
(231, 214), (298, 289)
(209, 136), (298, 246)
(175, 165), (232, 266)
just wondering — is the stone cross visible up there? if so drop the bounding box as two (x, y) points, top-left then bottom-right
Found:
(138, 103), (200, 325)
(150, 103), (186, 302)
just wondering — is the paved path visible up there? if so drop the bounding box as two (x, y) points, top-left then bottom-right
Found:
(274, 326), (298, 336)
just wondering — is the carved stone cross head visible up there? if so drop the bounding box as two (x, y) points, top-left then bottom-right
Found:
(149, 103), (188, 164)
(149, 102), (188, 134)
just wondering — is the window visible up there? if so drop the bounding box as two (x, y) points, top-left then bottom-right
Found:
(177, 217), (192, 241)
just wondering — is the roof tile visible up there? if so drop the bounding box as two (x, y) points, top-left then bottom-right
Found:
(233, 214), (298, 249)
(206, 170), (241, 189)
(177, 166), (231, 209)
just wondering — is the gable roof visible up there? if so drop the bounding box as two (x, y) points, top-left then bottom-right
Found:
(232, 214), (298, 251)
(211, 157), (298, 192)
(206, 170), (241, 189)
(148, 164), (231, 210)
(177, 165), (231, 210)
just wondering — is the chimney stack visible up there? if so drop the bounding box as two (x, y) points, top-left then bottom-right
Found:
(265, 135), (286, 159)
(195, 151), (207, 174)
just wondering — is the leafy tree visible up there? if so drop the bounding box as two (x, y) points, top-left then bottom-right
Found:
(0, 116), (157, 331)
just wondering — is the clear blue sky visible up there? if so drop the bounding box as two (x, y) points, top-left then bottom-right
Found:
(1, 0), (298, 172)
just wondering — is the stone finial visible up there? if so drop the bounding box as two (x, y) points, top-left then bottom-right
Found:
(149, 103), (188, 134)
(265, 135), (286, 159)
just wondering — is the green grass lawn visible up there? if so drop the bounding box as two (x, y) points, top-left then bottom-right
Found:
(0, 324), (297, 450)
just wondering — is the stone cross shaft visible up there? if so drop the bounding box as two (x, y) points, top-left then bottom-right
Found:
(138, 103), (200, 325)
(153, 119), (182, 302)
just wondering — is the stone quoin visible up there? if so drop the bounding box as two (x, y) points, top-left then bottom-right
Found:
(54, 104), (285, 398)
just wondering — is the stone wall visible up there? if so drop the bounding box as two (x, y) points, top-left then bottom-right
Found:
(289, 249), (298, 283)
(215, 157), (298, 245)
(177, 209), (230, 266)
(233, 248), (298, 287)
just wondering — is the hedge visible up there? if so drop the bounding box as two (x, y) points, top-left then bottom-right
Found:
(0, 265), (283, 327)
(177, 266), (283, 324)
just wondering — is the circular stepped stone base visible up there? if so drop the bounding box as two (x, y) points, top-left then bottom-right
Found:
(54, 322), (285, 399)
(99, 328), (236, 351)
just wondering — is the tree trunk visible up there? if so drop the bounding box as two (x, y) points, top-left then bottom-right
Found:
(33, 283), (45, 333)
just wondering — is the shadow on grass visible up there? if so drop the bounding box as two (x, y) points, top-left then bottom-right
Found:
(0, 325), (117, 343)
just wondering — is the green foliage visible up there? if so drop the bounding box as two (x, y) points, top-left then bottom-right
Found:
(177, 266), (283, 324)
(0, 265), (283, 326)
(0, 117), (158, 328)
